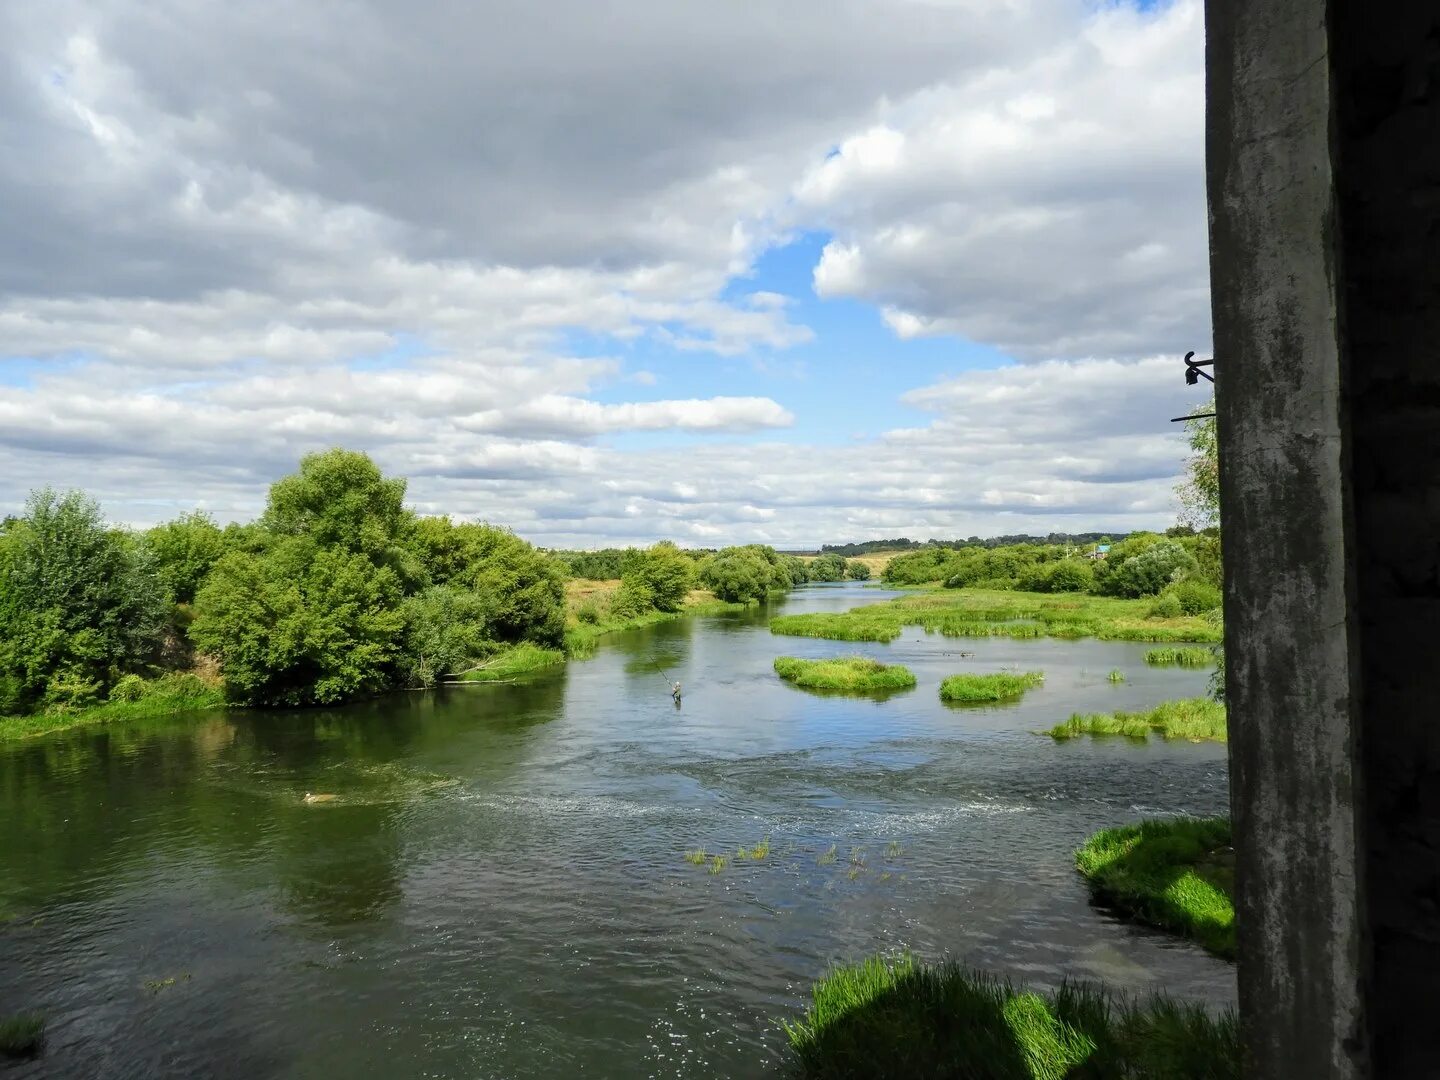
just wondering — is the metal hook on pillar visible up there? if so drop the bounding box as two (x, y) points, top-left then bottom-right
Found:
(1172, 350), (1217, 422)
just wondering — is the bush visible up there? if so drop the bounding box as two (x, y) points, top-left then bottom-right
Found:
(0, 489), (170, 713)
(192, 539), (406, 706)
(109, 673), (147, 702)
(399, 585), (492, 687)
(808, 553), (848, 582)
(624, 542), (693, 612)
(700, 548), (775, 603)
(1148, 592), (1183, 618)
(846, 559), (872, 581)
(1032, 559), (1094, 593)
(1100, 540), (1199, 598)
(1166, 578), (1222, 615)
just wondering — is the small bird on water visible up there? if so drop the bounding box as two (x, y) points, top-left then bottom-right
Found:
(302, 792), (337, 804)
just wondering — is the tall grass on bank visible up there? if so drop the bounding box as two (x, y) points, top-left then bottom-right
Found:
(564, 590), (744, 658)
(457, 642), (565, 682)
(1144, 647), (1215, 668)
(0, 673), (223, 741)
(783, 953), (1238, 1079)
(774, 656), (917, 694)
(1076, 818), (1235, 959)
(1045, 698), (1226, 743)
(939, 671), (1044, 704)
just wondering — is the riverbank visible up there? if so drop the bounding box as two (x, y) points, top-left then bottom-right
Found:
(782, 953), (1238, 1078)
(769, 588), (1220, 645)
(1075, 818), (1236, 959)
(0, 674), (224, 741)
(1044, 698), (1226, 742)
(564, 586), (747, 658)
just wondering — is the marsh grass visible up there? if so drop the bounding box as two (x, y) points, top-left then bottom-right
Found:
(1107, 670), (1125, 683)
(847, 866), (864, 880)
(773, 656), (916, 695)
(770, 588), (1220, 647)
(459, 642), (565, 682)
(1144, 647), (1215, 668)
(885, 841), (903, 859)
(939, 671), (1044, 704)
(1076, 818), (1235, 959)
(0, 1013), (43, 1058)
(782, 954), (1239, 1079)
(818, 844), (838, 866)
(849, 847), (866, 867)
(749, 838), (771, 860)
(708, 854), (728, 875)
(1045, 698), (1226, 742)
(683, 849), (708, 865)
(0, 672), (224, 741)
(143, 973), (192, 995)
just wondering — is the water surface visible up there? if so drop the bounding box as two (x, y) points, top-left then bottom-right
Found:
(0, 583), (1233, 1078)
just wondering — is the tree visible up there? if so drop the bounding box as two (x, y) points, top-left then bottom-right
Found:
(1177, 404), (1219, 528)
(0, 489), (169, 712)
(399, 586), (492, 687)
(808, 553), (848, 582)
(1100, 540), (1199, 598)
(623, 542), (694, 613)
(145, 510), (226, 604)
(464, 526), (567, 646)
(263, 448), (421, 585)
(846, 559), (872, 581)
(191, 539), (405, 706)
(700, 548), (774, 603)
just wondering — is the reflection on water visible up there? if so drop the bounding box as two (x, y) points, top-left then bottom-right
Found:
(0, 583), (1233, 1079)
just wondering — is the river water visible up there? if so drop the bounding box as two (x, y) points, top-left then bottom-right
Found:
(0, 583), (1233, 1079)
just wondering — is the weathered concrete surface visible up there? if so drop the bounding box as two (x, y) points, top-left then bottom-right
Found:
(1209, 0), (1440, 1074)
(1206, 0), (1364, 1075)
(1332, 2), (1440, 1075)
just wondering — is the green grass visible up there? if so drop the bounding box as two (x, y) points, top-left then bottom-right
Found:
(1107, 669), (1125, 683)
(0, 673), (224, 741)
(708, 854), (728, 875)
(783, 954), (1238, 1079)
(458, 642), (566, 682)
(1044, 698), (1226, 743)
(770, 588), (1221, 647)
(0, 1013), (44, 1058)
(939, 671), (1044, 704)
(774, 656), (917, 694)
(1076, 818), (1235, 959)
(683, 849), (708, 865)
(564, 595), (746, 657)
(818, 844), (838, 866)
(1144, 647), (1216, 668)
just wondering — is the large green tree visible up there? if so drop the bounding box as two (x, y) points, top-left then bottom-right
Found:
(145, 510), (226, 604)
(0, 490), (169, 712)
(622, 542), (694, 613)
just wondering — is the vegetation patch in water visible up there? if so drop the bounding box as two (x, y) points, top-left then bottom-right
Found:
(458, 642), (566, 682)
(782, 953), (1239, 1079)
(1144, 647), (1215, 668)
(1107, 669), (1125, 683)
(683, 849), (708, 865)
(774, 656), (916, 694)
(1076, 817), (1235, 959)
(938, 671), (1043, 704)
(0, 1013), (44, 1058)
(1044, 698), (1226, 742)
(769, 613), (902, 643)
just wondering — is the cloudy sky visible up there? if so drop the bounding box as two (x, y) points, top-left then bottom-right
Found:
(0, 0), (1212, 548)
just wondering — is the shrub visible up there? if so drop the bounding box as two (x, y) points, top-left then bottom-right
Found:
(700, 548), (775, 603)
(1166, 578), (1222, 615)
(624, 542), (693, 612)
(846, 559), (872, 581)
(109, 673), (148, 702)
(1100, 541), (1199, 598)
(1148, 592), (1184, 618)
(808, 553), (848, 582)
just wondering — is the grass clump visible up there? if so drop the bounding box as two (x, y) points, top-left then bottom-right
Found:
(708, 854), (728, 875)
(1144, 647), (1215, 668)
(0, 1013), (44, 1058)
(938, 671), (1044, 704)
(1045, 698), (1226, 743)
(1107, 670), (1125, 684)
(770, 613), (902, 643)
(683, 849), (708, 865)
(1076, 818), (1235, 959)
(818, 844), (838, 866)
(774, 656), (917, 694)
(783, 954), (1238, 1079)
(459, 642), (566, 682)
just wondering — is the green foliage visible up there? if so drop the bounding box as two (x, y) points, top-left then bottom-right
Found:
(808, 553), (849, 582)
(0, 489), (169, 713)
(845, 559), (871, 581)
(1029, 559), (1094, 593)
(773, 655), (917, 693)
(1177, 405), (1219, 529)
(1, 673), (222, 740)
(699, 546), (775, 603)
(1162, 578), (1222, 616)
(144, 511), (226, 604)
(770, 612), (902, 642)
(458, 642), (564, 682)
(938, 671), (1044, 703)
(883, 546), (966, 585)
(1098, 540), (1199, 598)
(191, 538), (405, 706)
(1046, 698), (1226, 742)
(1076, 818), (1235, 959)
(399, 585), (492, 687)
(783, 954), (1239, 1079)
(622, 541), (694, 612)
(263, 448), (416, 577)
(465, 526), (567, 647)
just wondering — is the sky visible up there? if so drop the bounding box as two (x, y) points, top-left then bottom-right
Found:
(0, 0), (1214, 549)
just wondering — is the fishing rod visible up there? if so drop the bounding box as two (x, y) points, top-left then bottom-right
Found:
(652, 659), (683, 701)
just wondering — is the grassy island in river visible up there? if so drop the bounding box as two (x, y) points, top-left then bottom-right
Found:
(773, 656), (917, 694)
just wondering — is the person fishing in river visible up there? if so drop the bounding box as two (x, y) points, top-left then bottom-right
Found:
(671, 679), (682, 704)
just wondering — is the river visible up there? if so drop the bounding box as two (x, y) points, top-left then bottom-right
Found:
(0, 582), (1234, 1078)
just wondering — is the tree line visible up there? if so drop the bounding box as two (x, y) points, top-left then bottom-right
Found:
(0, 449), (827, 718)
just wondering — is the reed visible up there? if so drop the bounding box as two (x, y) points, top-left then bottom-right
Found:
(1045, 698), (1226, 742)
(1143, 647), (1215, 668)
(0, 1013), (43, 1058)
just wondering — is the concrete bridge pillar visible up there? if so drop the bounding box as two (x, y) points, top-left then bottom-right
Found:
(1207, 0), (1440, 1074)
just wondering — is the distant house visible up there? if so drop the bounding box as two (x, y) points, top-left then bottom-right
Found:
(1087, 544), (1111, 560)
